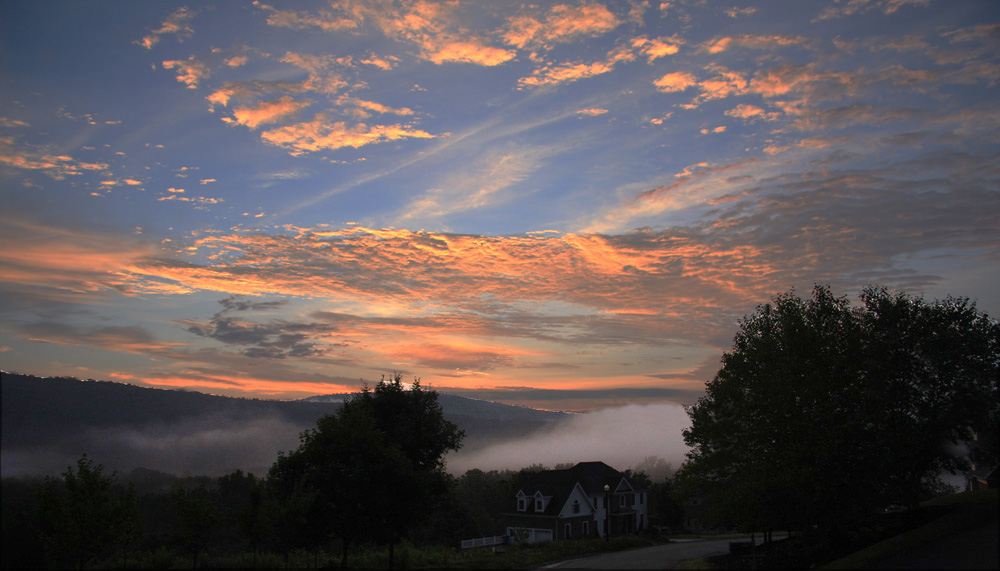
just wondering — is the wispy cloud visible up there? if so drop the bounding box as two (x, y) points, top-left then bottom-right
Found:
(4, 0), (998, 407)
(653, 71), (697, 92)
(502, 2), (622, 49)
(255, 1), (358, 32)
(223, 96), (313, 129)
(395, 145), (546, 224)
(260, 115), (436, 154)
(137, 6), (196, 50)
(162, 56), (210, 89)
(814, 0), (931, 22)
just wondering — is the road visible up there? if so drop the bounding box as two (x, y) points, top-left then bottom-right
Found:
(540, 537), (767, 570)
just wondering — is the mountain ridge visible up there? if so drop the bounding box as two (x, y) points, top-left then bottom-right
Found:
(1, 371), (567, 478)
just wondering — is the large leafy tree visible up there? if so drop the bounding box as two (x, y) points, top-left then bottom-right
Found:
(680, 285), (999, 533)
(341, 374), (464, 562)
(37, 455), (140, 569)
(268, 373), (463, 568)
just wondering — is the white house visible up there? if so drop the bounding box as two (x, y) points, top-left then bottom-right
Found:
(503, 461), (648, 542)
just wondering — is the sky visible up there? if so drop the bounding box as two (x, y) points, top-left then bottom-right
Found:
(1, 0), (998, 411)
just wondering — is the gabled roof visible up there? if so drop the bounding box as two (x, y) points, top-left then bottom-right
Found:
(514, 461), (639, 516)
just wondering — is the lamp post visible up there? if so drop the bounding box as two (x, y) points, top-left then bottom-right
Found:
(603, 484), (610, 542)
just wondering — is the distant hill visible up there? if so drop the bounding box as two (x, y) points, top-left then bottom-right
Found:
(1, 372), (566, 478)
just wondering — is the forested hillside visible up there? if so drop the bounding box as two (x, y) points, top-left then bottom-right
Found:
(1, 372), (565, 477)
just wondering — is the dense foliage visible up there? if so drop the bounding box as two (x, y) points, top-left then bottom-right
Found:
(36, 456), (140, 569)
(679, 285), (999, 533)
(268, 373), (464, 567)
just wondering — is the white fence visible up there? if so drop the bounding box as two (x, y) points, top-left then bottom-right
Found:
(507, 527), (554, 544)
(460, 535), (507, 549)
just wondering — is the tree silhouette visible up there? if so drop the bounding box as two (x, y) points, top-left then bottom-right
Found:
(171, 485), (218, 569)
(680, 285), (999, 534)
(269, 373), (463, 568)
(37, 454), (139, 569)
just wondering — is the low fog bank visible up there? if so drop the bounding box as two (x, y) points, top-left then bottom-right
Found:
(1, 378), (692, 480)
(446, 402), (692, 476)
(1, 413), (305, 478)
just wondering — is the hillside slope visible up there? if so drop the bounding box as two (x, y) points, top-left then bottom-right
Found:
(1, 372), (565, 477)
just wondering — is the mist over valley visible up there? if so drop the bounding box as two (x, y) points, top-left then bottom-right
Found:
(1, 372), (689, 479)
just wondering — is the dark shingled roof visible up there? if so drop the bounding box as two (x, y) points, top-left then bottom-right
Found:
(516, 461), (637, 516)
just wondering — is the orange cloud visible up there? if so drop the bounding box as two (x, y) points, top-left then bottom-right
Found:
(256, 2), (358, 32)
(143, 372), (355, 397)
(702, 34), (813, 54)
(632, 36), (682, 62)
(0, 139), (109, 180)
(280, 0), (515, 67)
(815, 0), (930, 21)
(162, 57), (210, 89)
(747, 63), (859, 107)
(138, 225), (775, 324)
(360, 53), (401, 70)
(0, 217), (173, 302)
(577, 108), (609, 116)
(725, 6), (757, 18)
(583, 159), (762, 233)
(706, 37), (733, 54)
(503, 2), (621, 49)
(223, 96), (313, 129)
(762, 138), (831, 155)
(260, 115), (436, 153)
(696, 66), (748, 100)
(278, 52), (352, 93)
(19, 208), (938, 388)
(423, 40), (516, 66)
(206, 86), (238, 109)
(137, 6), (195, 50)
(346, 98), (414, 117)
(653, 71), (697, 92)
(22, 324), (189, 354)
(519, 60), (614, 88)
(725, 103), (780, 121)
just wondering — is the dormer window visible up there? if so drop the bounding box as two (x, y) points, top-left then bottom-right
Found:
(516, 491), (528, 512)
(533, 491), (549, 512)
(620, 493), (628, 507)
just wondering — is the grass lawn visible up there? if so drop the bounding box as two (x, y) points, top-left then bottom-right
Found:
(670, 489), (998, 570)
(821, 488), (998, 569)
(347, 534), (672, 569)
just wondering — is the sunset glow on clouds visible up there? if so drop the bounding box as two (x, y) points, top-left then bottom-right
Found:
(1, 1), (998, 409)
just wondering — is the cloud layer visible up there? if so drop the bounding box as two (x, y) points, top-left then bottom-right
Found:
(1, 1), (997, 409)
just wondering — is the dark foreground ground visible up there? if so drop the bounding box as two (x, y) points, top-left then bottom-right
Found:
(859, 517), (998, 570)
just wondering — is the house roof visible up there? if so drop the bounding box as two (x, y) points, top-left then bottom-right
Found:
(515, 461), (639, 517)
